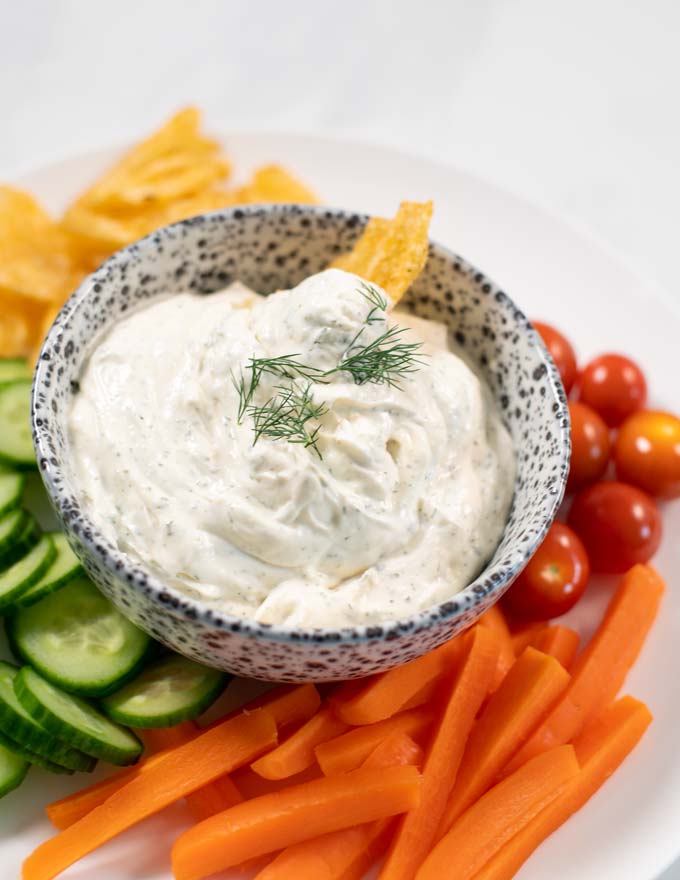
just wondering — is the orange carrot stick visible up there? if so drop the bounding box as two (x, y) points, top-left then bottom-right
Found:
(331, 638), (462, 725)
(478, 605), (515, 690)
(24, 708), (277, 880)
(416, 746), (580, 880)
(379, 626), (500, 880)
(510, 623), (545, 657)
(245, 683), (322, 735)
(171, 765), (423, 880)
(532, 625), (580, 670)
(316, 708), (434, 777)
(255, 734), (423, 880)
(46, 769), (136, 830)
(438, 646), (570, 836)
(232, 765), (322, 800)
(471, 696), (652, 880)
(503, 564), (664, 775)
(251, 706), (348, 780)
(140, 721), (197, 750)
(143, 723), (243, 821)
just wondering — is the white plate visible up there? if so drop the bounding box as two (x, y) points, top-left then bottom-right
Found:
(3, 133), (679, 880)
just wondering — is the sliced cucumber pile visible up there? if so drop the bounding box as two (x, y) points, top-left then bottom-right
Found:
(102, 654), (230, 728)
(0, 359), (231, 800)
(15, 667), (143, 766)
(0, 740), (29, 797)
(0, 534), (56, 612)
(8, 577), (152, 697)
(0, 381), (36, 469)
(15, 533), (83, 607)
(0, 472), (25, 518)
(0, 661), (95, 772)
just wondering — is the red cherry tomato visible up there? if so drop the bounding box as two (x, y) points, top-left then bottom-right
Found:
(614, 410), (680, 499)
(532, 322), (578, 393)
(568, 401), (611, 491)
(578, 354), (647, 426)
(503, 522), (590, 621)
(567, 481), (661, 574)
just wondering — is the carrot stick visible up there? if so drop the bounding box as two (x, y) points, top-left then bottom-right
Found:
(251, 706), (349, 780)
(331, 638), (462, 725)
(233, 765), (322, 800)
(171, 765), (423, 880)
(416, 746), (580, 880)
(316, 707), (434, 777)
(438, 646), (570, 836)
(255, 734), (423, 880)
(478, 605), (515, 689)
(379, 626), (500, 880)
(244, 683), (322, 735)
(509, 623), (545, 657)
(471, 696), (652, 880)
(46, 768), (135, 830)
(23, 708), (277, 880)
(143, 723), (243, 821)
(503, 564), (664, 775)
(532, 625), (580, 670)
(140, 721), (197, 751)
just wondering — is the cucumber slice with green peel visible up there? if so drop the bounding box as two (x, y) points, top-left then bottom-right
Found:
(0, 381), (36, 469)
(0, 359), (31, 384)
(0, 510), (39, 570)
(0, 739), (29, 797)
(0, 725), (73, 774)
(101, 654), (230, 728)
(0, 661), (95, 772)
(14, 533), (83, 607)
(14, 666), (143, 766)
(8, 578), (152, 697)
(0, 535), (56, 612)
(0, 472), (26, 518)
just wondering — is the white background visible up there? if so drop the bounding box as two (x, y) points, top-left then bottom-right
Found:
(1, 1), (679, 877)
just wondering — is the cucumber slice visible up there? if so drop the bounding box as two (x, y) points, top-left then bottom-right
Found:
(14, 666), (143, 766)
(14, 533), (83, 607)
(0, 510), (39, 570)
(0, 724), (72, 774)
(101, 654), (230, 728)
(0, 359), (31, 384)
(0, 472), (26, 518)
(0, 381), (36, 470)
(0, 535), (56, 612)
(8, 578), (152, 697)
(0, 661), (95, 772)
(0, 739), (29, 797)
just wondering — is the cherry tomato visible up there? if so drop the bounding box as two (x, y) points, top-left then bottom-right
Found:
(503, 522), (590, 621)
(532, 322), (577, 393)
(567, 481), (661, 573)
(614, 410), (680, 499)
(568, 401), (611, 490)
(578, 354), (647, 426)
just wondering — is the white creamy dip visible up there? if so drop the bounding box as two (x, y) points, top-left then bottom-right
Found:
(70, 269), (515, 628)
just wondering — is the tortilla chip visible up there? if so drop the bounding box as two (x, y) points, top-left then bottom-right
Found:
(330, 201), (433, 304)
(233, 165), (317, 204)
(0, 186), (83, 304)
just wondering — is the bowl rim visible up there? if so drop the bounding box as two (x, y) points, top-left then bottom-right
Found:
(32, 202), (570, 645)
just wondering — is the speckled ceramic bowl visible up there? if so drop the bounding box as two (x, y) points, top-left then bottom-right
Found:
(32, 204), (570, 682)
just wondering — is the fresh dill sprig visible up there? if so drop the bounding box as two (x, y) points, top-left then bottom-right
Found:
(247, 382), (328, 458)
(233, 354), (327, 423)
(234, 283), (423, 456)
(358, 281), (389, 324)
(329, 325), (424, 387)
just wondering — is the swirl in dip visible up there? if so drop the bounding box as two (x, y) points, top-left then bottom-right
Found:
(69, 269), (516, 628)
